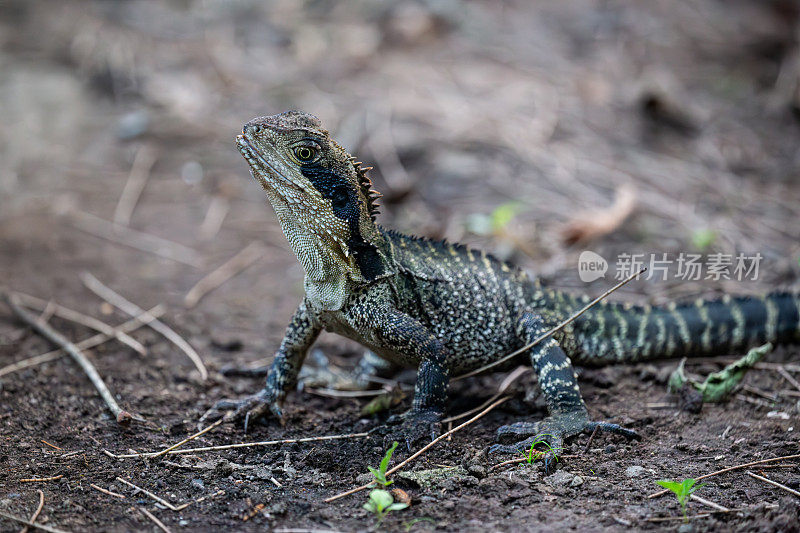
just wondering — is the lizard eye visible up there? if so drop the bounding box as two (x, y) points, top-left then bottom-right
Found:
(294, 146), (317, 162)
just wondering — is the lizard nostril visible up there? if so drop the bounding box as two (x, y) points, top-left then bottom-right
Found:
(244, 124), (262, 135)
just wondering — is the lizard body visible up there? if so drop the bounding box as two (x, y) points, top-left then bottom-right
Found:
(205, 111), (800, 461)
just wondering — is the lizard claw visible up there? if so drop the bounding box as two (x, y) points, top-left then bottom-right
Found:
(199, 390), (282, 432)
(489, 411), (640, 474)
(374, 409), (442, 451)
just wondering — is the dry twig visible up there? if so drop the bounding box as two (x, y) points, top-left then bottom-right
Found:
(80, 273), (208, 380)
(13, 291), (145, 355)
(20, 490), (45, 533)
(184, 242), (264, 308)
(324, 396), (511, 503)
(198, 195), (230, 240)
(747, 471), (800, 497)
(90, 484), (125, 499)
(777, 366), (800, 393)
(19, 475), (63, 483)
(70, 211), (201, 267)
(0, 306), (163, 378)
(3, 291), (133, 424)
(0, 511), (69, 533)
(106, 431), (369, 458)
(113, 145), (158, 227)
(116, 477), (178, 511)
(690, 494), (730, 512)
(139, 508), (172, 533)
(443, 366), (529, 423)
(150, 419), (223, 458)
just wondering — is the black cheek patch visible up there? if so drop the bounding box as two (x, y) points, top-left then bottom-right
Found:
(300, 164), (385, 281)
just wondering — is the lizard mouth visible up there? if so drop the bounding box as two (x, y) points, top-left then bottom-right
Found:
(236, 134), (296, 191)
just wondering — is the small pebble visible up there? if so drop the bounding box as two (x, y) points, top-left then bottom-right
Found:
(625, 465), (646, 478)
(191, 478), (205, 491)
(604, 444), (617, 454)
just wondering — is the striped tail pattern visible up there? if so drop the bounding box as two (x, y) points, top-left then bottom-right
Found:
(543, 291), (800, 366)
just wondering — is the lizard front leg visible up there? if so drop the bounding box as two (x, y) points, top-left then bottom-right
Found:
(491, 312), (639, 472)
(200, 301), (321, 431)
(349, 304), (450, 449)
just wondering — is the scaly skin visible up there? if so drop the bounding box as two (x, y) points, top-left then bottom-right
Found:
(202, 111), (800, 466)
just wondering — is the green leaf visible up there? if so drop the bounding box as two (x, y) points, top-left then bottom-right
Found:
(387, 503), (409, 512)
(490, 202), (520, 233)
(380, 441), (399, 475)
(369, 489), (394, 511)
(690, 228), (716, 250)
(363, 501), (377, 513)
(656, 480), (684, 495)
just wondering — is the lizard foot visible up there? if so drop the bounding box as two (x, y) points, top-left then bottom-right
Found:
(374, 409), (442, 451)
(489, 410), (640, 474)
(198, 389), (281, 432)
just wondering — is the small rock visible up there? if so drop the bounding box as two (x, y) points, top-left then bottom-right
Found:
(677, 523), (695, 533)
(191, 478), (205, 491)
(570, 475), (584, 487)
(214, 459), (234, 477)
(467, 464), (486, 479)
(545, 470), (576, 487)
(116, 110), (150, 140)
(604, 444), (617, 454)
(179, 520), (189, 526)
(625, 465), (646, 478)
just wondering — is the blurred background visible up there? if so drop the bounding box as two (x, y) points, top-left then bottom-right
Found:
(1, 0), (800, 403)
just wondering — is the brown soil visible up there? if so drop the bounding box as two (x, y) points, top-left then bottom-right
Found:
(1, 1), (799, 531)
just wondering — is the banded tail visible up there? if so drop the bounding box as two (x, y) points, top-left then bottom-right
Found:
(546, 291), (800, 365)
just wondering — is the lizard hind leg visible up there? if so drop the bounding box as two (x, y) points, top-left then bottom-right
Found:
(490, 312), (640, 473)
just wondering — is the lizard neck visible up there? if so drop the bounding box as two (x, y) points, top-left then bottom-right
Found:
(267, 190), (394, 311)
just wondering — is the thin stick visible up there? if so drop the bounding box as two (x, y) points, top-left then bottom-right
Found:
(747, 471), (800, 497)
(13, 291), (145, 355)
(777, 366), (800, 393)
(324, 396), (511, 503)
(70, 211), (202, 267)
(0, 306), (163, 378)
(90, 484), (125, 499)
(139, 508), (172, 533)
(173, 489), (224, 511)
(198, 195), (229, 240)
(443, 366), (529, 423)
(20, 490), (45, 533)
(690, 494), (730, 512)
(184, 242), (264, 308)
(113, 145), (158, 227)
(80, 273), (208, 380)
(3, 291), (133, 424)
(583, 426), (599, 454)
(648, 453), (800, 498)
(19, 475), (63, 483)
(151, 419), (223, 458)
(116, 477), (179, 511)
(0, 511), (70, 533)
(454, 268), (646, 380)
(41, 440), (62, 451)
(107, 432), (369, 458)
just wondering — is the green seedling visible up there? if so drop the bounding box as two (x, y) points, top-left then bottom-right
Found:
(368, 441), (399, 487)
(363, 488), (408, 527)
(655, 478), (706, 522)
(690, 228), (716, 250)
(403, 517), (436, 531)
(523, 435), (559, 465)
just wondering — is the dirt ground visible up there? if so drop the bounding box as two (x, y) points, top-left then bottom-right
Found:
(1, 1), (800, 531)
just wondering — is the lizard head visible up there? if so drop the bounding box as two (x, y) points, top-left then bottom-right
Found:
(236, 111), (390, 292)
